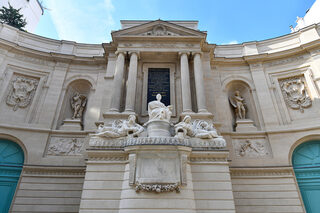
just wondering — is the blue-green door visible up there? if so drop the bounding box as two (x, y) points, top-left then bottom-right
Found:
(293, 140), (320, 213)
(0, 139), (24, 213)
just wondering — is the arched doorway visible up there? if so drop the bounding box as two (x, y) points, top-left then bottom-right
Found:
(292, 140), (320, 213)
(0, 139), (24, 212)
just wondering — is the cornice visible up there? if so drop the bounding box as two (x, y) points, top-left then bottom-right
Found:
(0, 39), (106, 65)
(211, 23), (320, 65)
(230, 167), (294, 177)
(23, 165), (86, 176)
(0, 24), (105, 65)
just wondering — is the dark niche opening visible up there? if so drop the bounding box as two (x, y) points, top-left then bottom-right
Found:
(147, 68), (170, 108)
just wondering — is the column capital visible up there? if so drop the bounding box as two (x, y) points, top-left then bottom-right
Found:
(128, 51), (140, 59)
(115, 50), (127, 56)
(178, 51), (190, 57)
(191, 51), (203, 57)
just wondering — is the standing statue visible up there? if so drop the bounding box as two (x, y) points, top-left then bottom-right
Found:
(95, 115), (144, 138)
(148, 94), (173, 122)
(229, 90), (246, 120)
(71, 93), (87, 119)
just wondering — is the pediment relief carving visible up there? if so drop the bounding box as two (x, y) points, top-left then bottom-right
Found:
(112, 21), (206, 38)
(139, 25), (180, 36)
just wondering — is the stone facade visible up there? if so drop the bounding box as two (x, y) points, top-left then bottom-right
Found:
(0, 20), (320, 212)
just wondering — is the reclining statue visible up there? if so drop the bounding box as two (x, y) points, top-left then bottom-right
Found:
(175, 115), (223, 140)
(95, 115), (144, 138)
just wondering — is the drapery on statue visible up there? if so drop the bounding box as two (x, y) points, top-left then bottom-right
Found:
(71, 93), (87, 119)
(229, 90), (246, 120)
(95, 115), (144, 138)
(174, 115), (193, 138)
(148, 94), (173, 122)
(175, 115), (222, 140)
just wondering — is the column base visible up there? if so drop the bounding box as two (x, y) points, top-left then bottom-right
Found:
(59, 119), (82, 131)
(102, 111), (138, 122)
(236, 119), (257, 132)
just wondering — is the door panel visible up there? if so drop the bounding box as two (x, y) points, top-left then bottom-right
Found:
(293, 140), (320, 213)
(0, 139), (24, 213)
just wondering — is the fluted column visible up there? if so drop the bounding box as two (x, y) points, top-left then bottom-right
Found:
(193, 52), (208, 112)
(110, 51), (126, 112)
(125, 51), (139, 112)
(179, 52), (192, 112)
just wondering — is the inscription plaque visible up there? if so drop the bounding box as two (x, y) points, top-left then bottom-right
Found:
(147, 68), (170, 107)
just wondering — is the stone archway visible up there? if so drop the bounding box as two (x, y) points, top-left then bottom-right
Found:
(292, 140), (320, 213)
(0, 139), (24, 212)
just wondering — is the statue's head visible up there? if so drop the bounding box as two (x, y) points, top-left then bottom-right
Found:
(128, 115), (136, 123)
(235, 90), (240, 96)
(156, 93), (162, 101)
(183, 115), (191, 123)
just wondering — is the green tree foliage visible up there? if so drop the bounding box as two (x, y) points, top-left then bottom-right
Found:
(0, 4), (27, 30)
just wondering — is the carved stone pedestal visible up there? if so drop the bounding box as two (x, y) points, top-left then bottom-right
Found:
(60, 119), (82, 131)
(80, 96), (235, 212)
(145, 120), (171, 137)
(118, 145), (196, 213)
(80, 136), (236, 213)
(236, 119), (257, 132)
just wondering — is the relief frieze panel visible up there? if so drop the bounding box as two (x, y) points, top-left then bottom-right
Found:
(47, 136), (85, 156)
(233, 138), (271, 158)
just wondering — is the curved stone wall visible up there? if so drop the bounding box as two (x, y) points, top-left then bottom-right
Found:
(0, 21), (319, 212)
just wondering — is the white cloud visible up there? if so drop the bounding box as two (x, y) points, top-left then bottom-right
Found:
(222, 40), (239, 45)
(46, 0), (115, 43)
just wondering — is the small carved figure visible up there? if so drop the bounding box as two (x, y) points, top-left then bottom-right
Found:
(239, 140), (259, 156)
(193, 120), (220, 139)
(95, 115), (144, 138)
(6, 76), (38, 111)
(148, 94), (173, 122)
(229, 90), (246, 120)
(174, 115), (223, 140)
(280, 76), (312, 112)
(174, 115), (193, 139)
(71, 93), (87, 119)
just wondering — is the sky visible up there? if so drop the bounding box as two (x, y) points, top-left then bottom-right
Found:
(34, 0), (316, 45)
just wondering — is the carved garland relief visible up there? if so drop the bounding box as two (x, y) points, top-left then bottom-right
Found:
(279, 76), (312, 112)
(6, 75), (39, 111)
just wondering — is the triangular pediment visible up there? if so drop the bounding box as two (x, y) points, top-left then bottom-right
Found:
(112, 20), (206, 40)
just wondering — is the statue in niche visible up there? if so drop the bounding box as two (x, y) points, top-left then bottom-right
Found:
(280, 76), (312, 112)
(148, 93), (173, 122)
(95, 115), (144, 138)
(71, 93), (87, 119)
(6, 75), (38, 111)
(174, 115), (223, 140)
(229, 90), (246, 120)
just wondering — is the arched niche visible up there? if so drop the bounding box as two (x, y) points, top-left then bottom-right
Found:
(225, 80), (260, 131)
(57, 79), (92, 130)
